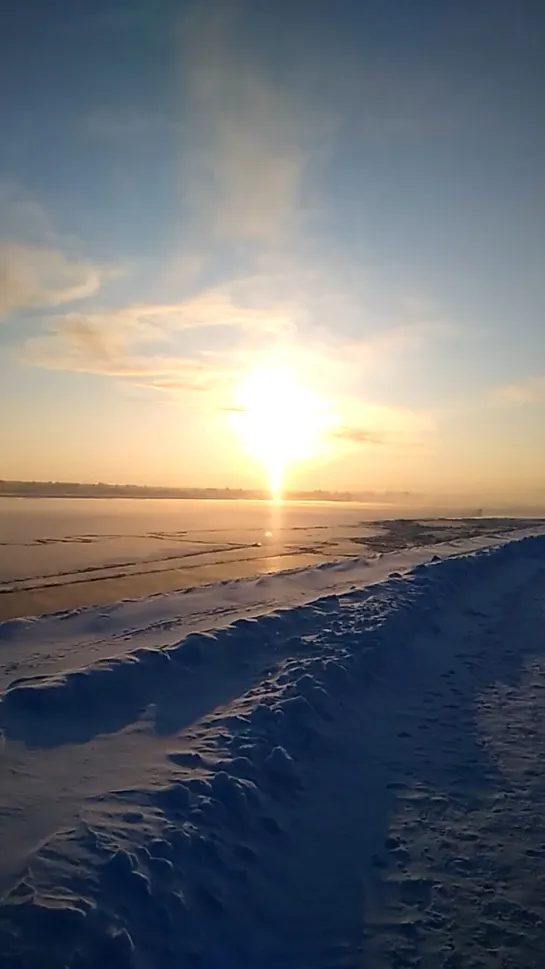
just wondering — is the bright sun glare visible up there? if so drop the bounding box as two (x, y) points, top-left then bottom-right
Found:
(233, 367), (330, 498)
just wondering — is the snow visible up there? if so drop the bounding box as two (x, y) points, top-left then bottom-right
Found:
(1, 523), (542, 689)
(1, 529), (545, 967)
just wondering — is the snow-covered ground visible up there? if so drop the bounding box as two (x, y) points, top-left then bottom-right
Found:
(1, 528), (545, 967)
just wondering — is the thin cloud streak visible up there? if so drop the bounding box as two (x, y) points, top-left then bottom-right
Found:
(19, 289), (295, 378)
(331, 426), (385, 445)
(0, 242), (111, 317)
(331, 401), (436, 453)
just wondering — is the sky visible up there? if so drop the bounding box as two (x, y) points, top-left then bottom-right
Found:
(1, 0), (544, 502)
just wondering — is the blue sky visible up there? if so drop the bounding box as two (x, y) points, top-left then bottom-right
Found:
(1, 0), (544, 500)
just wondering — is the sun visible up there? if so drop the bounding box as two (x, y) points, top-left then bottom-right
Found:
(232, 366), (329, 498)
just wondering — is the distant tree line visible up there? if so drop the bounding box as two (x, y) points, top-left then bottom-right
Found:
(0, 481), (261, 499)
(0, 480), (425, 502)
(0, 480), (440, 505)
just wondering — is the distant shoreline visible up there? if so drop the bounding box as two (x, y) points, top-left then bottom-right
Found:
(1, 493), (366, 503)
(0, 481), (412, 503)
(1, 483), (543, 516)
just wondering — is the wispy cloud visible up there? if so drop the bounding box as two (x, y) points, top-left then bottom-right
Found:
(330, 319), (453, 373)
(19, 289), (292, 388)
(19, 276), (447, 422)
(331, 402), (435, 453)
(331, 426), (385, 445)
(491, 375), (545, 407)
(18, 279), (439, 463)
(6, 9), (445, 464)
(0, 242), (111, 317)
(21, 318), (232, 396)
(179, 4), (322, 244)
(0, 183), (115, 318)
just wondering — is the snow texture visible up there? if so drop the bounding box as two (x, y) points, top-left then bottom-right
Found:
(1, 533), (545, 968)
